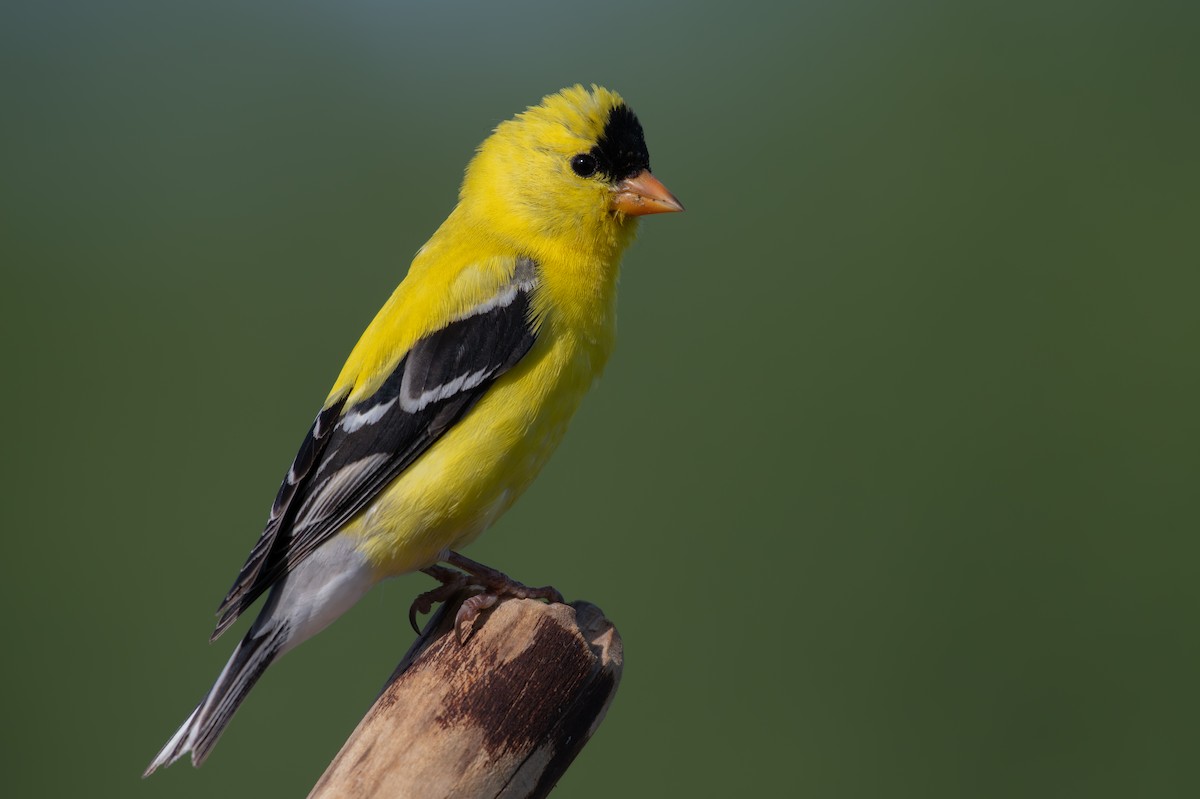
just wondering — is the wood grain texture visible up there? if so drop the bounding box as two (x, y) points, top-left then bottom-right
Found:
(309, 594), (622, 799)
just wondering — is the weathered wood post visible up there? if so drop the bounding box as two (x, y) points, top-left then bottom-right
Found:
(309, 593), (623, 799)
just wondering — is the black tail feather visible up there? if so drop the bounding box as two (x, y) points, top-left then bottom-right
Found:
(144, 623), (288, 776)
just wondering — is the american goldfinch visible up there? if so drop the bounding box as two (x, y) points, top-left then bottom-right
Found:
(144, 84), (682, 775)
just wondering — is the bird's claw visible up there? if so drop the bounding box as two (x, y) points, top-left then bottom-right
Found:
(454, 592), (499, 643)
(451, 582), (564, 643)
(411, 552), (564, 642)
(408, 566), (470, 633)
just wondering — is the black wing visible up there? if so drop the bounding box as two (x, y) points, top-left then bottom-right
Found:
(212, 258), (539, 638)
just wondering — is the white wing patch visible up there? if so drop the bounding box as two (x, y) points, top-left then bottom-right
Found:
(340, 399), (397, 433)
(452, 284), (519, 321)
(446, 268), (536, 323)
(399, 365), (494, 414)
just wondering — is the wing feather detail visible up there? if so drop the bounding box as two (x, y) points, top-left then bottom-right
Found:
(212, 258), (539, 638)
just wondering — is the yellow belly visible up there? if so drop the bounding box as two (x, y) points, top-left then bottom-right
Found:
(339, 333), (598, 577)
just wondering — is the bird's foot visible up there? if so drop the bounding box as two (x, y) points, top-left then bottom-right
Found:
(445, 552), (564, 643)
(408, 565), (471, 634)
(410, 553), (564, 643)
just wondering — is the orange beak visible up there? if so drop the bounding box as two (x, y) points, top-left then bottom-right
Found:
(611, 170), (684, 216)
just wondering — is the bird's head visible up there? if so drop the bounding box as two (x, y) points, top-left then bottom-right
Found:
(460, 85), (683, 258)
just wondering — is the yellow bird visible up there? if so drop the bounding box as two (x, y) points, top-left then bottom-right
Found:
(144, 84), (682, 774)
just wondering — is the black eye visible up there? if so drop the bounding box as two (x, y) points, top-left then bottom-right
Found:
(570, 153), (598, 177)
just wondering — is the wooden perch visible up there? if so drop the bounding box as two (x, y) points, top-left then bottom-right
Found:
(308, 593), (623, 799)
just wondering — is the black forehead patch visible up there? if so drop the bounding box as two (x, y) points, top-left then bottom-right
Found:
(589, 103), (650, 182)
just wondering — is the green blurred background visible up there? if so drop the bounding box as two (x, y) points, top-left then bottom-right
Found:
(3, 1), (1197, 796)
